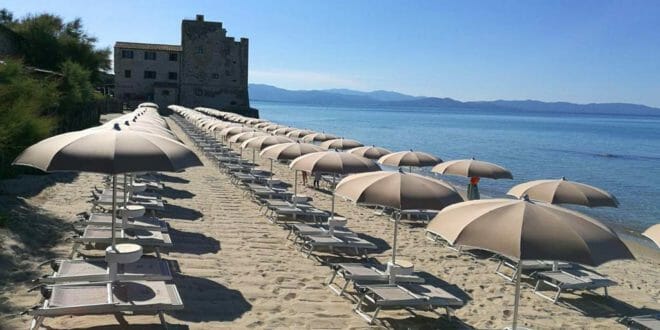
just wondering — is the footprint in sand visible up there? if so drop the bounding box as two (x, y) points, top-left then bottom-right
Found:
(283, 292), (296, 300)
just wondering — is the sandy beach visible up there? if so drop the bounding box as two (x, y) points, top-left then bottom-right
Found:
(1, 115), (659, 330)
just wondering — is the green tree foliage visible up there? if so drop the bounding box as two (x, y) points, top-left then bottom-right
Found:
(0, 60), (58, 178)
(0, 9), (111, 178)
(6, 12), (111, 83)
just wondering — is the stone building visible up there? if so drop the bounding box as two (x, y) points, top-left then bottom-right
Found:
(114, 15), (256, 117)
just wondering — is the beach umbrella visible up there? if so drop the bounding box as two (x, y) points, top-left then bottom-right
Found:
(228, 131), (267, 144)
(260, 142), (325, 204)
(320, 138), (364, 150)
(302, 132), (339, 143)
(241, 135), (293, 164)
(347, 145), (392, 160)
(378, 150), (442, 172)
(432, 158), (513, 200)
(272, 126), (296, 136)
(336, 170), (463, 274)
(13, 124), (202, 249)
(507, 177), (619, 208)
(290, 151), (380, 219)
(263, 124), (286, 133)
(286, 129), (315, 140)
(254, 122), (273, 129)
(426, 197), (634, 330)
(642, 224), (660, 247)
(219, 126), (252, 142)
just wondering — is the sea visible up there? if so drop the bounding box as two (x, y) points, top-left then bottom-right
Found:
(253, 101), (660, 235)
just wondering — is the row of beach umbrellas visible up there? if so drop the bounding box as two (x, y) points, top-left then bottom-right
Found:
(171, 105), (645, 329)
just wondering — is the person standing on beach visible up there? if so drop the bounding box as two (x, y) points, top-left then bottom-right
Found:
(313, 171), (322, 189)
(302, 171), (308, 187)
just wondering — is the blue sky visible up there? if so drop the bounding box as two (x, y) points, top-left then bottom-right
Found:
(4, 0), (660, 106)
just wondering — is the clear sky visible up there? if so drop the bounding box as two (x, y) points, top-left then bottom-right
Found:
(4, 0), (660, 106)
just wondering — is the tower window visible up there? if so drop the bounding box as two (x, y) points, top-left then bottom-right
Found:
(121, 50), (134, 59)
(168, 72), (178, 80)
(144, 71), (156, 79)
(169, 53), (178, 61)
(124, 70), (131, 78)
(212, 73), (219, 79)
(144, 51), (156, 60)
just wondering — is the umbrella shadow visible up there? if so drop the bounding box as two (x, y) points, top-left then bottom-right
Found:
(0, 196), (74, 314)
(158, 186), (196, 200)
(163, 204), (204, 221)
(0, 172), (78, 197)
(550, 291), (659, 318)
(357, 232), (392, 254)
(416, 271), (473, 304)
(168, 274), (252, 322)
(39, 324), (189, 330)
(167, 227), (220, 255)
(154, 173), (190, 184)
(380, 314), (473, 330)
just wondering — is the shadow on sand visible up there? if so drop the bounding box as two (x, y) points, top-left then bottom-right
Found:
(163, 204), (203, 221)
(155, 173), (190, 184)
(169, 274), (252, 322)
(159, 187), (195, 200)
(167, 227), (220, 255)
(0, 196), (74, 314)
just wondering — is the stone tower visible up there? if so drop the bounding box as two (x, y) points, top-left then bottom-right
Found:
(179, 14), (250, 113)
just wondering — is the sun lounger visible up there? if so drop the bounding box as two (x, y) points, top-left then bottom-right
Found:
(353, 283), (464, 324)
(84, 213), (167, 231)
(532, 268), (617, 303)
(287, 223), (357, 243)
(92, 195), (165, 213)
(299, 235), (377, 258)
(74, 226), (172, 249)
(619, 314), (660, 330)
(28, 281), (183, 330)
(327, 262), (425, 296)
(495, 257), (572, 281)
(37, 257), (172, 284)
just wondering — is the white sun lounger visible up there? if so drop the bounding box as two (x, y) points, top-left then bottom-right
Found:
(84, 213), (167, 231)
(618, 314), (660, 330)
(299, 235), (377, 258)
(37, 257), (172, 284)
(532, 269), (617, 303)
(74, 226), (172, 248)
(495, 257), (572, 282)
(28, 281), (183, 330)
(327, 263), (425, 296)
(92, 196), (165, 213)
(354, 283), (464, 324)
(287, 223), (357, 243)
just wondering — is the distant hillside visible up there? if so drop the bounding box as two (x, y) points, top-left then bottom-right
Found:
(249, 83), (660, 115)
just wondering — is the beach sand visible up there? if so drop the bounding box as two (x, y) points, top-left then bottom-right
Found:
(1, 116), (658, 329)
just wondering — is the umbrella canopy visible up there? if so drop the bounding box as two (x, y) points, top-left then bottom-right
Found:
(254, 122), (273, 129)
(642, 224), (660, 247)
(432, 158), (513, 179)
(260, 142), (324, 161)
(378, 150), (442, 169)
(241, 135), (294, 151)
(290, 151), (380, 174)
(219, 126), (252, 138)
(286, 129), (315, 139)
(336, 170), (463, 268)
(347, 145), (392, 160)
(272, 127), (296, 136)
(426, 198), (633, 264)
(228, 131), (268, 144)
(426, 197), (633, 330)
(507, 177), (618, 207)
(336, 171), (463, 211)
(320, 138), (364, 150)
(13, 124), (202, 174)
(13, 124), (202, 249)
(301, 132), (339, 143)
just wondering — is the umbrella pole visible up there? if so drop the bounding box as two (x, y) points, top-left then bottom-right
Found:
(512, 265), (522, 330)
(293, 170), (298, 208)
(252, 149), (255, 164)
(111, 175), (117, 249)
(392, 212), (400, 265)
(270, 159), (273, 181)
(331, 175), (336, 219)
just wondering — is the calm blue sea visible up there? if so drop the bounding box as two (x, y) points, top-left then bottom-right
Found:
(254, 101), (660, 233)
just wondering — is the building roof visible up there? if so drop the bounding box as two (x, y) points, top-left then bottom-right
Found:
(115, 42), (182, 52)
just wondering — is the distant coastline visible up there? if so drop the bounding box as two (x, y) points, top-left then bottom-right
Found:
(249, 83), (660, 116)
